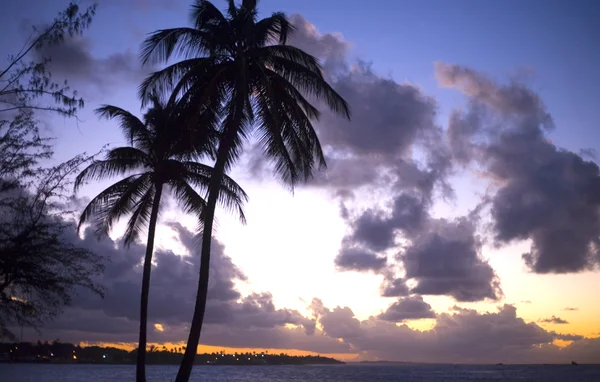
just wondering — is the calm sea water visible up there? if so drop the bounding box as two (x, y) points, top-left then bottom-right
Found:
(1, 363), (600, 381)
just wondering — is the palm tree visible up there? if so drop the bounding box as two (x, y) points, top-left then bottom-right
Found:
(75, 93), (247, 382)
(139, 1), (350, 380)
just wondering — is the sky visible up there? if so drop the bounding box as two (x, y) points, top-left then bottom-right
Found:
(2, 0), (600, 363)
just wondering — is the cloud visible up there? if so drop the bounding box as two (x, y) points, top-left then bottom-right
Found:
(33, 36), (153, 95)
(101, 0), (179, 11)
(550, 332), (584, 341)
(343, 194), (429, 253)
(353, 304), (596, 364)
(379, 296), (436, 322)
(400, 218), (502, 302)
(379, 278), (410, 298)
(539, 316), (569, 325)
(564, 307), (579, 311)
(313, 302), (597, 364)
(521, 300), (533, 304)
(334, 247), (387, 272)
(436, 62), (600, 274)
(338, 203), (501, 302)
(310, 299), (362, 340)
(288, 14), (350, 74)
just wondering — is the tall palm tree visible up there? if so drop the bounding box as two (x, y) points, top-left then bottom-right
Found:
(139, 1), (350, 380)
(75, 93), (247, 382)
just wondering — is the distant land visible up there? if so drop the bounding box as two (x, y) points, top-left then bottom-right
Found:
(358, 361), (423, 364)
(356, 360), (593, 366)
(0, 341), (344, 366)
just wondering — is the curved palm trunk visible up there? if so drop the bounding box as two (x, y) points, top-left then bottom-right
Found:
(176, 126), (240, 381)
(136, 184), (163, 382)
(175, 148), (227, 382)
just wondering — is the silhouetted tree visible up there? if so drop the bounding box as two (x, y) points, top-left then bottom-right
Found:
(0, 2), (96, 118)
(0, 154), (104, 340)
(140, 1), (350, 379)
(76, 93), (247, 382)
(0, 2), (99, 341)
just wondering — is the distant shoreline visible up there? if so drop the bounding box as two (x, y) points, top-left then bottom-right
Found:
(353, 361), (598, 366)
(0, 342), (344, 366)
(1, 361), (346, 366)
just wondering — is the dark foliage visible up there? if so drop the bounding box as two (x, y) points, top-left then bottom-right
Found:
(0, 3), (101, 341)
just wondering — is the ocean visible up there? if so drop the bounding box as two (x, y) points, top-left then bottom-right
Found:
(1, 363), (600, 381)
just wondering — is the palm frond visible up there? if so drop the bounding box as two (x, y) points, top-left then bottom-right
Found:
(74, 155), (146, 192)
(139, 58), (218, 106)
(241, 0), (258, 12)
(211, 87), (254, 173)
(251, 65), (327, 186)
(167, 59), (230, 107)
(93, 174), (153, 236)
(122, 185), (156, 246)
(258, 49), (351, 119)
(191, 0), (227, 29)
(239, 0), (258, 26)
(254, 44), (322, 74)
(95, 105), (148, 146)
(140, 27), (217, 67)
(170, 179), (208, 222)
(77, 174), (150, 235)
(255, 66), (320, 119)
(261, 75), (327, 170)
(253, 12), (293, 46)
(182, 161), (248, 224)
(254, 95), (301, 187)
(105, 147), (151, 167)
(226, 0), (238, 19)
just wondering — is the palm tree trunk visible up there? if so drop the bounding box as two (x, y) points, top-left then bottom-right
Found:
(136, 184), (163, 382)
(175, 128), (239, 381)
(175, 150), (226, 381)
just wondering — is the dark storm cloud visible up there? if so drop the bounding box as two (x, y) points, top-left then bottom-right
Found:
(550, 332), (584, 341)
(400, 218), (501, 302)
(310, 299), (363, 340)
(346, 194), (428, 253)
(337, 198), (501, 302)
(539, 316), (569, 325)
(316, 64), (439, 158)
(334, 247), (387, 272)
(379, 296), (436, 322)
(33, 36), (153, 94)
(379, 277), (410, 298)
(436, 62), (600, 274)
